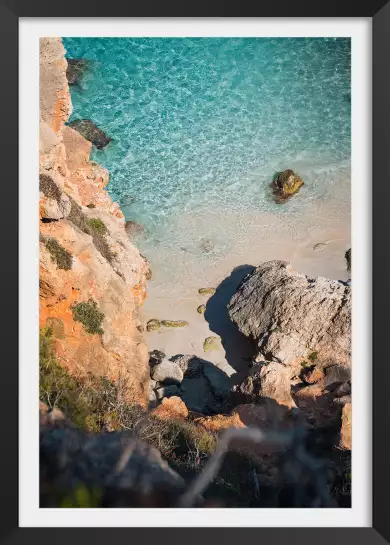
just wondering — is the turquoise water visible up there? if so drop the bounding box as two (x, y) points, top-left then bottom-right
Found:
(63, 37), (350, 218)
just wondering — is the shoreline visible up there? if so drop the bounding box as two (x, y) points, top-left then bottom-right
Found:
(141, 184), (351, 379)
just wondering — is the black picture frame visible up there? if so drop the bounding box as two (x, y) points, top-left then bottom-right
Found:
(0, 1), (388, 544)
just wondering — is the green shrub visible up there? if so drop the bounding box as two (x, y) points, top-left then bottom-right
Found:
(308, 351), (318, 363)
(86, 217), (107, 235)
(71, 299), (104, 335)
(44, 237), (73, 270)
(86, 203), (96, 209)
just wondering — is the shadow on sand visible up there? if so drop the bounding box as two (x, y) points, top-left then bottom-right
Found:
(204, 264), (256, 380)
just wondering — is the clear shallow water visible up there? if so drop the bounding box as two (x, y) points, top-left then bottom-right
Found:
(63, 38), (351, 289)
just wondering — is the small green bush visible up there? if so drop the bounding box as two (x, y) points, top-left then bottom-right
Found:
(86, 203), (96, 209)
(44, 237), (73, 270)
(86, 217), (107, 235)
(308, 351), (318, 363)
(71, 299), (104, 335)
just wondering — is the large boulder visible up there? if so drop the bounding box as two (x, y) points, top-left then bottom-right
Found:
(68, 119), (111, 149)
(170, 354), (205, 378)
(228, 261), (351, 369)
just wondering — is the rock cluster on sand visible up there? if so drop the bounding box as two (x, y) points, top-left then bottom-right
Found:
(272, 169), (304, 202)
(147, 351), (232, 413)
(68, 119), (112, 149)
(228, 260), (351, 369)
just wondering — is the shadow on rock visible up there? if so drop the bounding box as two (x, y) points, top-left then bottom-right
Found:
(204, 264), (256, 378)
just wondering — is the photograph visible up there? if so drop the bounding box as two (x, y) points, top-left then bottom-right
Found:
(38, 35), (352, 509)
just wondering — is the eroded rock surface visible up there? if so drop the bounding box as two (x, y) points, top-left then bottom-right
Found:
(39, 38), (150, 404)
(228, 260), (351, 370)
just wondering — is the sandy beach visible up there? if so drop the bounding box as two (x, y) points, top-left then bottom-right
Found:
(141, 173), (351, 382)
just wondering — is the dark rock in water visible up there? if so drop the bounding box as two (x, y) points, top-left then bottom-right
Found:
(125, 220), (145, 237)
(149, 349), (166, 368)
(68, 119), (111, 149)
(66, 58), (89, 86)
(272, 169), (304, 202)
(345, 248), (351, 272)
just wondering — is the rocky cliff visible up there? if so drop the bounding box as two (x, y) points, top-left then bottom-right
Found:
(39, 38), (150, 404)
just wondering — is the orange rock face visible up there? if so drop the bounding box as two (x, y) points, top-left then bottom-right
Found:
(194, 412), (245, 433)
(152, 397), (189, 421)
(39, 38), (150, 404)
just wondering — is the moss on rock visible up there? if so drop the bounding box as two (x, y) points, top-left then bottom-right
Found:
(197, 304), (206, 314)
(161, 320), (189, 328)
(147, 319), (161, 332)
(198, 288), (216, 295)
(203, 336), (221, 352)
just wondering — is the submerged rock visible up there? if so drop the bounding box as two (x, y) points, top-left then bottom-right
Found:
(66, 58), (89, 86)
(125, 220), (145, 238)
(199, 238), (214, 253)
(146, 319), (161, 332)
(161, 320), (189, 328)
(68, 119), (111, 149)
(272, 169), (304, 202)
(228, 260), (351, 369)
(198, 287), (216, 296)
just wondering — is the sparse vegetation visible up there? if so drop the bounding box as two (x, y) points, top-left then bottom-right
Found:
(86, 217), (107, 235)
(39, 174), (62, 203)
(71, 299), (104, 335)
(67, 198), (115, 264)
(44, 237), (73, 270)
(308, 351), (318, 363)
(147, 319), (161, 331)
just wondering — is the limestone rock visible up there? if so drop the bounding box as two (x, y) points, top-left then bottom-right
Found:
(203, 361), (232, 399)
(170, 354), (205, 378)
(228, 260), (351, 369)
(340, 402), (351, 450)
(155, 385), (182, 400)
(237, 362), (295, 408)
(301, 365), (324, 385)
(149, 350), (166, 368)
(68, 119), (111, 149)
(324, 365), (351, 391)
(151, 359), (183, 385)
